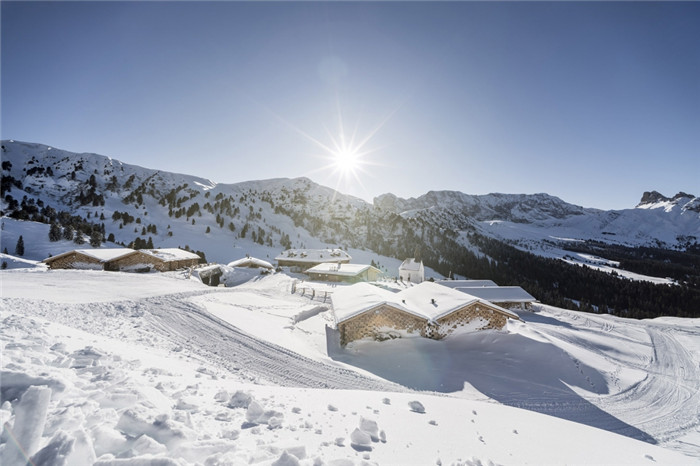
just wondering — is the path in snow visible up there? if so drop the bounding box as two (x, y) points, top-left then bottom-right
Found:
(3, 291), (406, 393)
(143, 294), (407, 391)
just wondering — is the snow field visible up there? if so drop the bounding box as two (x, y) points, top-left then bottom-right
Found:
(2, 309), (691, 465)
(1, 269), (699, 464)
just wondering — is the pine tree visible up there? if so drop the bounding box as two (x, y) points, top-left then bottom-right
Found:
(49, 223), (62, 242)
(15, 235), (24, 256)
(89, 230), (102, 248)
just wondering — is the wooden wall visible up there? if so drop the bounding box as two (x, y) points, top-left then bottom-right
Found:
(45, 252), (102, 270)
(338, 304), (427, 346)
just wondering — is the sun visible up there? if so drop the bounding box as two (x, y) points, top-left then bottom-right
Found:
(333, 146), (360, 174)
(261, 98), (395, 198)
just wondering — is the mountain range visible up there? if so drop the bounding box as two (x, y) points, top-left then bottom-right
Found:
(2, 139), (699, 317)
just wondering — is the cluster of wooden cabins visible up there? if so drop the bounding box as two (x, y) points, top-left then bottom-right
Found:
(43, 246), (535, 346)
(275, 248), (535, 345)
(43, 248), (202, 272)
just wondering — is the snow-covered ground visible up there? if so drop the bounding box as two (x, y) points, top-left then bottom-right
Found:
(2, 268), (699, 465)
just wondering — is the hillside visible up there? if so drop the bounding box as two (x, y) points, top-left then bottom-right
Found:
(2, 139), (699, 317)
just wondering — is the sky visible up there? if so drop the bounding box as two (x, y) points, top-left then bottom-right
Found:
(2, 1), (699, 210)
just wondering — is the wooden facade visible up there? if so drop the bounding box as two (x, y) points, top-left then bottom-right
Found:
(337, 304), (428, 346)
(105, 251), (166, 272)
(44, 251), (104, 270)
(44, 248), (199, 272)
(430, 302), (509, 339)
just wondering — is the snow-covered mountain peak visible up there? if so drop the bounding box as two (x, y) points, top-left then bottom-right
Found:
(2, 139), (699, 263)
(374, 189), (588, 223)
(636, 190), (699, 213)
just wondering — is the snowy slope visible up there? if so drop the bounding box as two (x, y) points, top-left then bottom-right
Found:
(2, 267), (699, 465)
(0, 140), (392, 269)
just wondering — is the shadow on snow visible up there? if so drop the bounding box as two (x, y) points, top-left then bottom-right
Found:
(329, 328), (656, 445)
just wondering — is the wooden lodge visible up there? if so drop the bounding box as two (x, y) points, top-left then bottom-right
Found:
(306, 263), (382, 284)
(43, 247), (200, 272)
(275, 248), (351, 272)
(332, 281), (519, 346)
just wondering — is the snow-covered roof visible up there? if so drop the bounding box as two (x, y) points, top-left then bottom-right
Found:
(332, 281), (519, 323)
(194, 264), (227, 277)
(452, 286), (536, 303)
(306, 263), (379, 277)
(399, 282), (481, 321)
(140, 248), (201, 262)
(44, 248), (135, 263)
(331, 283), (424, 324)
(227, 257), (274, 269)
(276, 248), (351, 263)
(399, 258), (422, 271)
(439, 279), (498, 288)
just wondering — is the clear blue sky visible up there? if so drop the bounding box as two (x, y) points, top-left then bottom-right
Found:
(2, 1), (698, 210)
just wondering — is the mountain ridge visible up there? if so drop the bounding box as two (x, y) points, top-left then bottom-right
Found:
(3, 139), (700, 318)
(2, 139), (698, 256)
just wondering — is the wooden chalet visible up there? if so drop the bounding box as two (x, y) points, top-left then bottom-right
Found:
(331, 281), (519, 346)
(275, 248), (351, 272)
(306, 263), (382, 284)
(43, 247), (200, 272)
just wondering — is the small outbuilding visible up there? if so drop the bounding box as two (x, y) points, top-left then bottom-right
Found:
(195, 264), (225, 286)
(399, 258), (424, 284)
(227, 257), (274, 272)
(306, 263), (382, 283)
(449, 286), (536, 310)
(275, 248), (351, 272)
(438, 280), (537, 310)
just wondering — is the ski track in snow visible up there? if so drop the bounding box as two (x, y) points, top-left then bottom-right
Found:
(519, 307), (700, 452)
(601, 325), (700, 447)
(3, 291), (406, 393)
